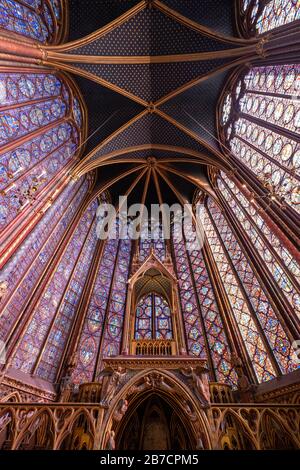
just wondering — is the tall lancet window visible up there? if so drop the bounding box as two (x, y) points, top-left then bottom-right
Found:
(201, 202), (276, 383)
(200, 195), (298, 382)
(101, 231), (132, 358)
(240, 0), (300, 35)
(134, 293), (173, 340)
(71, 217), (132, 383)
(72, 218), (120, 385)
(188, 247), (237, 387)
(0, 0), (64, 43)
(0, 71), (83, 230)
(0, 176), (89, 343)
(12, 198), (99, 376)
(218, 172), (300, 319)
(139, 220), (166, 262)
(220, 64), (300, 215)
(172, 226), (206, 359)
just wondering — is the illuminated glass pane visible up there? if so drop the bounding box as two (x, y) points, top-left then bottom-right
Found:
(201, 203), (277, 383)
(102, 233), (132, 358)
(254, 0), (300, 34)
(189, 248), (237, 387)
(139, 220), (165, 262)
(134, 293), (173, 340)
(36, 203), (99, 381)
(135, 294), (153, 340)
(0, 71), (82, 231)
(0, 177), (88, 343)
(219, 172), (300, 322)
(210, 193), (298, 375)
(72, 211), (119, 384)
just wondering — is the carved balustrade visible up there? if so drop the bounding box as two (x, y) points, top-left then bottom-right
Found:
(0, 402), (299, 450)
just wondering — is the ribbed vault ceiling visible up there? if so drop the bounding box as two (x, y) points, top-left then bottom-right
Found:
(60, 0), (245, 206)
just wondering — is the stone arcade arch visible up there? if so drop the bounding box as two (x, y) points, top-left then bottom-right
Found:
(100, 368), (212, 450)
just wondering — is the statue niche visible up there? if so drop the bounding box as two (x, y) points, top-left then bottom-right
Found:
(98, 367), (127, 406)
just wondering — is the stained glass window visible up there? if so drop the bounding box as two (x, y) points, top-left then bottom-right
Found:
(36, 203), (99, 382)
(171, 215), (238, 386)
(201, 205), (276, 383)
(139, 220), (166, 262)
(218, 172), (300, 320)
(134, 293), (173, 340)
(188, 248), (237, 387)
(172, 225), (206, 358)
(12, 199), (98, 375)
(221, 64), (300, 214)
(0, 0), (64, 43)
(201, 197), (297, 381)
(0, 177), (88, 344)
(0, 88), (66, 147)
(241, 0), (300, 34)
(101, 231), (132, 359)
(72, 219), (120, 384)
(0, 71), (83, 230)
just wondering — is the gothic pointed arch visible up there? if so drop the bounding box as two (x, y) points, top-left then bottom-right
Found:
(0, 0), (299, 453)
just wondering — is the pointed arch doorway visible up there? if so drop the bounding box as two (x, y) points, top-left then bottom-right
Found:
(115, 392), (196, 451)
